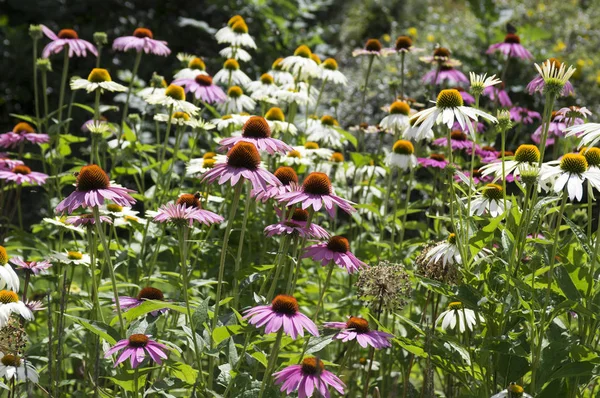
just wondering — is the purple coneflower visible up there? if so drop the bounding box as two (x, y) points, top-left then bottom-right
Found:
(486, 33), (532, 59)
(419, 47), (461, 67)
(0, 123), (49, 148)
(0, 165), (48, 185)
(433, 130), (473, 151)
(40, 26), (97, 58)
(105, 334), (168, 368)
(277, 172), (355, 217)
(0, 158), (23, 171)
(472, 145), (499, 161)
(422, 66), (468, 85)
(118, 287), (168, 316)
(509, 107), (541, 125)
(418, 153), (449, 169)
(273, 357), (345, 398)
(303, 236), (367, 274)
(243, 294), (318, 339)
(219, 116), (292, 155)
(324, 316), (393, 349)
(526, 58), (574, 97)
(264, 208), (330, 239)
(153, 193), (224, 227)
(555, 105), (592, 125)
(255, 166), (298, 203)
(202, 141), (280, 192)
(172, 74), (226, 104)
(352, 38), (385, 57)
(10, 258), (52, 276)
(56, 165), (136, 213)
(531, 111), (570, 145)
(65, 214), (113, 227)
(382, 35), (422, 55)
(483, 85), (512, 107)
(455, 168), (494, 185)
(113, 28), (170, 56)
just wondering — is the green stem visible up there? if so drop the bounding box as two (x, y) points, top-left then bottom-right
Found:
(57, 48), (70, 127)
(32, 39), (40, 127)
(398, 166), (415, 248)
(312, 78), (327, 114)
(233, 181), (253, 308)
(258, 329), (284, 398)
(119, 51), (143, 140)
(313, 261), (335, 322)
(266, 235), (291, 301)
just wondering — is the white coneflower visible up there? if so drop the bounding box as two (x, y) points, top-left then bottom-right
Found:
(216, 19), (256, 49)
(219, 86), (256, 113)
(480, 144), (540, 181)
(0, 290), (33, 327)
(470, 183), (510, 217)
(380, 101), (412, 131)
(211, 114), (250, 132)
(565, 123), (600, 149)
(469, 72), (501, 97)
(0, 353), (38, 382)
(280, 149), (312, 167)
(319, 58), (347, 85)
(70, 68), (127, 93)
(247, 73), (281, 101)
(269, 58), (295, 85)
(54, 250), (91, 266)
(385, 140), (417, 170)
(84, 121), (114, 136)
(410, 89), (497, 139)
(436, 301), (480, 333)
(173, 57), (208, 80)
(491, 383), (533, 398)
(306, 115), (343, 148)
(539, 153), (600, 201)
(154, 111), (213, 129)
(280, 45), (321, 80)
(213, 59), (252, 87)
(264, 107), (298, 136)
(145, 84), (199, 114)
(534, 59), (576, 96)
(426, 233), (490, 266)
(294, 142), (333, 161)
(219, 46), (252, 62)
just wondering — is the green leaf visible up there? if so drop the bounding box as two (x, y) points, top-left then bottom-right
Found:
(170, 362), (198, 384)
(73, 102), (96, 114)
(110, 300), (188, 326)
(251, 351), (268, 368)
(336, 127), (357, 149)
(546, 361), (595, 381)
(9, 113), (37, 126)
(192, 297), (210, 333)
(554, 265), (582, 300)
(212, 325), (243, 345)
(64, 314), (119, 344)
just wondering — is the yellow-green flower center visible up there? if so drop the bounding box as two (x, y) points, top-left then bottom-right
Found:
(0, 246), (7, 265)
(323, 58), (338, 70)
(390, 101), (411, 115)
(514, 145), (540, 163)
(287, 150), (302, 158)
(392, 140), (414, 155)
(173, 112), (190, 121)
(310, 53), (321, 64)
(447, 301), (462, 310)
(106, 204), (123, 212)
(447, 233), (457, 244)
(294, 45), (312, 58)
(224, 59), (240, 71)
(482, 183), (503, 201)
(560, 153), (588, 174)
(260, 73), (274, 85)
(228, 86), (243, 99)
(265, 107), (285, 122)
(581, 147), (600, 167)
(304, 142), (319, 150)
(0, 290), (19, 304)
(320, 115), (337, 126)
(272, 57), (284, 71)
(87, 68), (112, 83)
(67, 251), (83, 260)
(331, 152), (344, 163)
(165, 84), (185, 101)
(436, 89), (464, 108)
(228, 15), (244, 27)
(188, 57), (205, 70)
(231, 20), (248, 34)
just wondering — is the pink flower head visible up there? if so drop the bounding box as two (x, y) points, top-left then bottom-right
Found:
(555, 106), (591, 123)
(10, 258), (52, 276)
(112, 28), (170, 56)
(105, 334), (168, 368)
(510, 107), (541, 125)
(0, 158), (23, 171)
(273, 357), (345, 398)
(26, 300), (46, 312)
(65, 214), (113, 227)
(56, 165), (136, 214)
(218, 116), (292, 155)
(40, 25), (97, 58)
(254, 166), (298, 203)
(352, 38), (385, 57)
(433, 130), (473, 151)
(418, 153), (449, 169)
(243, 294), (319, 339)
(202, 141), (280, 192)
(153, 193), (224, 227)
(531, 112), (570, 145)
(0, 165), (48, 185)
(264, 208), (330, 239)
(0, 122), (49, 148)
(483, 85), (512, 107)
(117, 287), (168, 317)
(324, 316), (393, 349)
(422, 66), (468, 85)
(303, 236), (367, 274)
(473, 145), (499, 161)
(277, 172), (355, 217)
(172, 74), (226, 104)
(486, 33), (532, 60)
(452, 120), (485, 134)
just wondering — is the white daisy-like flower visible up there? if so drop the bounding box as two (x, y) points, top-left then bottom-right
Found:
(219, 86), (255, 114)
(491, 383), (533, 398)
(0, 263), (18, 292)
(136, 86), (166, 100)
(385, 140), (417, 170)
(316, 155), (348, 183)
(53, 250), (91, 266)
(186, 152), (226, 176)
(219, 46), (252, 62)
(319, 58), (347, 85)
(469, 72), (501, 95)
(264, 107), (298, 136)
(534, 59), (576, 95)
(410, 89), (497, 139)
(480, 144), (540, 181)
(145, 84), (199, 114)
(42, 217), (85, 234)
(402, 121), (434, 141)
(269, 58), (295, 85)
(306, 115), (344, 148)
(70, 68), (127, 93)
(470, 183), (511, 217)
(176, 52), (195, 64)
(213, 59), (252, 87)
(346, 163), (386, 181)
(216, 19), (256, 49)
(85, 121), (114, 136)
(215, 15), (244, 42)
(565, 123), (600, 149)
(211, 114), (251, 132)
(436, 301), (481, 333)
(280, 45), (321, 80)
(293, 142), (334, 161)
(380, 101), (412, 132)
(280, 149), (312, 167)
(247, 73), (281, 101)
(154, 112), (213, 129)
(426, 234), (491, 266)
(0, 353), (39, 383)
(173, 56), (208, 80)
(539, 153), (600, 202)
(0, 290), (33, 327)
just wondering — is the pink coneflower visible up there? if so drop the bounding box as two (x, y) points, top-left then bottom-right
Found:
(40, 26), (97, 58)
(483, 85), (512, 107)
(555, 106), (592, 124)
(113, 28), (170, 56)
(419, 47), (461, 67)
(172, 74), (226, 104)
(382, 35), (422, 55)
(510, 107), (541, 125)
(531, 111), (571, 145)
(264, 208), (330, 239)
(0, 158), (23, 170)
(243, 295), (318, 339)
(153, 193), (224, 227)
(0, 123), (49, 148)
(422, 66), (468, 85)
(473, 145), (499, 161)
(273, 357), (345, 398)
(455, 169), (493, 185)
(452, 120), (485, 134)
(433, 130), (473, 151)
(202, 141), (280, 192)
(254, 166), (298, 203)
(277, 172), (355, 217)
(65, 214), (113, 227)
(454, 87), (475, 105)
(56, 165), (136, 214)
(303, 236), (367, 274)
(526, 58), (574, 97)
(218, 116), (292, 155)
(117, 287), (168, 317)
(26, 300), (46, 312)
(486, 33), (532, 59)
(0, 165), (48, 185)
(418, 153), (448, 169)
(10, 258), (52, 276)
(105, 334), (168, 368)
(352, 38), (385, 57)
(324, 316), (393, 349)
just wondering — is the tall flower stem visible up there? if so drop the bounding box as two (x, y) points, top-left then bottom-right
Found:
(208, 182), (243, 389)
(312, 78), (327, 114)
(32, 39), (40, 127)
(537, 93), (556, 166)
(266, 235), (291, 301)
(379, 167), (394, 242)
(397, 166), (416, 248)
(313, 261), (335, 321)
(289, 209), (315, 292)
(86, 227), (102, 322)
(399, 52), (406, 98)
(92, 207), (124, 331)
(358, 55), (375, 150)
(362, 296), (384, 398)
(41, 67), (50, 132)
(389, 172), (404, 250)
(91, 90), (102, 166)
(56, 48), (70, 129)
(119, 51), (143, 140)
(158, 124), (183, 203)
(232, 181), (253, 308)
(178, 225), (206, 388)
(258, 329), (284, 398)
